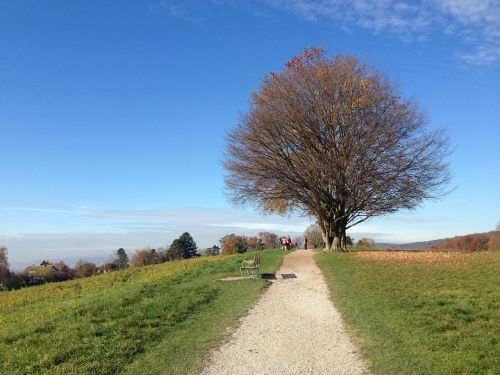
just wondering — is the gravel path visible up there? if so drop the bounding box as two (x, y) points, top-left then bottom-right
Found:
(201, 250), (369, 375)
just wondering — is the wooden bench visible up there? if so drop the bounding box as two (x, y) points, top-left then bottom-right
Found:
(240, 256), (260, 277)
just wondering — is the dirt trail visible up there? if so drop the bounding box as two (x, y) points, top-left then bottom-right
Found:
(200, 250), (369, 375)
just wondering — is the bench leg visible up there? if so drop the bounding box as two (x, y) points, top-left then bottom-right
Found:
(240, 267), (259, 278)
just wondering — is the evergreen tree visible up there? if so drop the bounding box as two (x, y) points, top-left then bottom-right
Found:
(0, 247), (10, 289)
(234, 241), (248, 254)
(166, 232), (198, 260)
(115, 248), (128, 269)
(257, 238), (265, 250)
(205, 245), (220, 256)
(166, 239), (182, 260)
(150, 249), (161, 264)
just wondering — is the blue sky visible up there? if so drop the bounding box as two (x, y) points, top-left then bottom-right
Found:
(1, 0), (499, 268)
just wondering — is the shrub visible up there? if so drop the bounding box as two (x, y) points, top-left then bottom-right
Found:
(220, 234), (248, 254)
(357, 238), (374, 247)
(74, 261), (97, 278)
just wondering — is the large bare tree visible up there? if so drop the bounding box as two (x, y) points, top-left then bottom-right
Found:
(225, 48), (450, 251)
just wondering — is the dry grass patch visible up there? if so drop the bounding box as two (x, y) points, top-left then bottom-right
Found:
(354, 250), (493, 264)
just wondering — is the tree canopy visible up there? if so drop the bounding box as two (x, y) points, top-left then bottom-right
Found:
(167, 232), (198, 260)
(219, 234), (248, 255)
(115, 248), (128, 269)
(225, 47), (450, 251)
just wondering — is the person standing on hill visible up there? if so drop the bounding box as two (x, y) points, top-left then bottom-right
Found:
(304, 237), (308, 250)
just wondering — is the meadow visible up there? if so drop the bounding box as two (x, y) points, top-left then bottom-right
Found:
(316, 250), (500, 375)
(0, 250), (286, 375)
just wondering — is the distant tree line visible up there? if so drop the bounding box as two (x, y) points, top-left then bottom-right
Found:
(5, 225), (494, 291)
(0, 232), (201, 291)
(218, 231), (281, 255)
(304, 225), (500, 251)
(0, 230), (290, 291)
(431, 231), (500, 252)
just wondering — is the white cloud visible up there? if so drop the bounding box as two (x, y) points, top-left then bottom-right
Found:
(156, 0), (208, 23)
(434, 0), (496, 25)
(263, 0), (500, 65)
(159, 0), (500, 66)
(434, 0), (500, 64)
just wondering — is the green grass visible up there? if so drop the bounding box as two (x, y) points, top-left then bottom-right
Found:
(315, 251), (500, 375)
(0, 250), (286, 375)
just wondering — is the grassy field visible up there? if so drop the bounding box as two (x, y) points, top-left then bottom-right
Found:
(316, 250), (500, 375)
(0, 250), (286, 375)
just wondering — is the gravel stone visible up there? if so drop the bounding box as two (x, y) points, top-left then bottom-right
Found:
(201, 250), (369, 375)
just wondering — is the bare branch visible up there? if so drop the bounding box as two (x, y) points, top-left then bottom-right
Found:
(224, 47), (451, 251)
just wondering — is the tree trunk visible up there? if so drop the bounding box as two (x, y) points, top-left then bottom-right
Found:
(319, 219), (347, 252)
(338, 218), (349, 252)
(323, 233), (332, 252)
(320, 221), (342, 253)
(319, 219), (333, 252)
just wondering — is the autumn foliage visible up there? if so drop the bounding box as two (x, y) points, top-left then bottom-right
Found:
(130, 248), (162, 267)
(74, 261), (98, 278)
(258, 231), (280, 249)
(219, 232), (278, 254)
(357, 238), (375, 247)
(487, 231), (500, 251)
(219, 234), (248, 255)
(224, 47), (450, 252)
(432, 231), (500, 251)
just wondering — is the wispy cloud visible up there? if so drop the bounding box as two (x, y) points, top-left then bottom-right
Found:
(263, 0), (500, 65)
(6, 206), (312, 233)
(12, 207), (92, 215)
(0, 206), (314, 266)
(158, 0), (500, 66)
(382, 215), (453, 224)
(429, 0), (500, 65)
(265, 0), (434, 36)
(206, 221), (309, 232)
(1, 205), (469, 267)
(156, 0), (209, 23)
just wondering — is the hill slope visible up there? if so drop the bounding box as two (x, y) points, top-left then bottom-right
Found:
(0, 250), (285, 375)
(316, 251), (500, 374)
